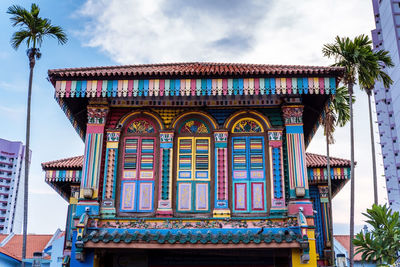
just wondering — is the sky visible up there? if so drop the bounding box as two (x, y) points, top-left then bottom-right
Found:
(0, 0), (387, 234)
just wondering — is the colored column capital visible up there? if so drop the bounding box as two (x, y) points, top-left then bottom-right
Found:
(214, 131), (228, 143)
(268, 129), (283, 148)
(282, 105), (304, 125)
(87, 105), (109, 125)
(106, 129), (120, 143)
(160, 131), (174, 145)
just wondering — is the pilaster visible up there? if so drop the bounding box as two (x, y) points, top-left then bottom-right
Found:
(282, 104), (313, 216)
(156, 131), (174, 216)
(100, 129), (121, 217)
(78, 104), (109, 216)
(268, 129), (286, 213)
(213, 131), (230, 217)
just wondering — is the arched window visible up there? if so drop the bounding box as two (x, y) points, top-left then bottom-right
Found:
(119, 117), (158, 213)
(175, 117), (212, 213)
(231, 118), (267, 213)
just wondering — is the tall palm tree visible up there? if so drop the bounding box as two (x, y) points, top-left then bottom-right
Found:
(7, 4), (67, 266)
(322, 86), (352, 266)
(359, 49), (393, 205)
(322, 34), (389, 267)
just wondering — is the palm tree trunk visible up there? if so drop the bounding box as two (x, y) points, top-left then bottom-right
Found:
(21, 53), (35, 267)
(349, 83), (355, 267)
(326, 134), (335, 266)
(367, 92), (378, 205)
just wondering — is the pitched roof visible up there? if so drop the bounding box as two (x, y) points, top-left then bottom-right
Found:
(42, 153), (351, 170)
(41, 155), (84, 169)
(306, 152), (352, 168)
(0, 234), (53, 261)
(334, 235), (362, 261)
(48, 62), (344, 79)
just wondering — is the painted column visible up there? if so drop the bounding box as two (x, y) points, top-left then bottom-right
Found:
(78, 104), (108, 216)
(100, 129), (120, 216)
(282, 105), (309, 198)
(213, 131), (230, 217)
(268, 129), (286, 213)
(318, 185), (331, 248)
(65, 185), (79, 249)
(282, 104), (314, 217)
(157, 131), (174, 216)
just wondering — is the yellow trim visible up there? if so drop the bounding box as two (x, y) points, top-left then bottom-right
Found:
(106, 142), (118, 149)
(171, 111), (218, 130)
(119, 111), (165, 130)
(291, 229), (317, 267)
(224, 110), (271, 130)
(231, 118), (264, 133)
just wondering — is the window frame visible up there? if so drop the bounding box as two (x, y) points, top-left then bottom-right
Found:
(117, 117), (159, 216)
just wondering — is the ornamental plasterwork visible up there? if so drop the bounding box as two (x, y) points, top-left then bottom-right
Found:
(107, 131), (120, 142)
(282, 106), (303, 125)
(93, 218), (298, 229)
(268, 131), (282, 141)
(127, 120), (155, 133)
(214, 132), (228, 142)
(233, 119), (262, 133)
(87, 106), (109, 124)
(160, 133), (174, 143)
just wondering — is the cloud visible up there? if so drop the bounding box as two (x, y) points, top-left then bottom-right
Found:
(76, 0), (373, 65)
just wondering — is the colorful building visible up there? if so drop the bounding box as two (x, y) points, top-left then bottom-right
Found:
(0, 138), (28, 234)
(42, 62), (349, 267)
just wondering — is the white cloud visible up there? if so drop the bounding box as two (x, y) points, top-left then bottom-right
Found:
(75, 0), (382, 233)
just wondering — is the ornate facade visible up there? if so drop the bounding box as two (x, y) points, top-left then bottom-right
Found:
(43, 63), (349, 267)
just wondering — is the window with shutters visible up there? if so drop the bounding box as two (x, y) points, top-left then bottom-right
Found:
(119, 118), (157, 213)
(231, 118), (267, 213)
(176, 117), (211, 213)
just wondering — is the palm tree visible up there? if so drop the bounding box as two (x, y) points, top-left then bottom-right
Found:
(7, 4), (67, 266)
(322, 86), (352, 266)
(322, 34), (390, 267)
(359, 50), (393, 205)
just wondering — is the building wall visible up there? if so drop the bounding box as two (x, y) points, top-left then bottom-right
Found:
(372, 0), (400, 211)
(0, 138), (28, 234)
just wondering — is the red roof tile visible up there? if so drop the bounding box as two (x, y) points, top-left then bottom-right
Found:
(306, 152), (352, 168)
(0, 234), (53, 260)
(41, 155), (84, 169)
(42, 153), (350, 170)
(48, 62), (344, 79)
(334, 235), (362, 261)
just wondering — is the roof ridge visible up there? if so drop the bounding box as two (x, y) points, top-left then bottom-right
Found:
(48, 62), (343, 74)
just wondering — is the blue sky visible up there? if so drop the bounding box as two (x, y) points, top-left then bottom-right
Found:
(0, 0), (386, 234)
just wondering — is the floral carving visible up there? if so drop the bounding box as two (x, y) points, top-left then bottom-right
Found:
(127, 120), (155, 133)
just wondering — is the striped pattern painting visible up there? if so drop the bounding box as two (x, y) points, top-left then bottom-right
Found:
(140, 155), (154, 169)
(141, 139), (154, 153)
(179, 139), (192, 154)
(55, 77), (337, 98)
(233, 139), (246, 153)
(125, 139), (138, 154)
(250, 155), (263, 169)
(179, 155), (192, 170)
(195, 155), (209, 170)
(196, 139), (209, 154)
(233, 155), (247, 170)
(250, 138), (263, 153)
(124, 155), (137, 169)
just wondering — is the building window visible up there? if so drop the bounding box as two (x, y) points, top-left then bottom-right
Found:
(176, 117), (212, 213)
(119, 118), (158, 213)
(231, 118), (267, 213)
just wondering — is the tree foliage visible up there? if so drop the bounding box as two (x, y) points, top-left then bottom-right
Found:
(353, 204), (400, 265)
